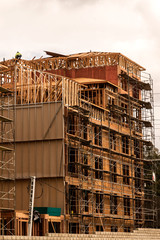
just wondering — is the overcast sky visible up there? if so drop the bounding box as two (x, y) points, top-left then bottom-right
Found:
(1, 0), (160, 149)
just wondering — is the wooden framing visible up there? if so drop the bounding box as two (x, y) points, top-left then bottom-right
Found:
(0, 210), (64, 236)
(0, 66), (83, 106)
(0, 52), (145, 79)
(0, 52), (155, 235)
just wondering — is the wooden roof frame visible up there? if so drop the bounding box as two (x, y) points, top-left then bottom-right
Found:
(0, 52), (146, 73)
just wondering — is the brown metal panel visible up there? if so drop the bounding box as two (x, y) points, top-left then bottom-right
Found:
(29, 107), (36, 140)
(15, 102), (64, 179)
(15, 144), (22, 178)
(15, 108), (22, 141)
(29, 142), (36, 177)
(22, 108), (29, 140)
(15, 140), (63, 178)
(15, 178), (64, 212)
(49, 140), (63, 177)
(35, 142), (43, 178)
(43, 103), (50, 138)
(15, 102), (63, 142)
(36, 105), (43, 140)
(48, 103), (63, 139)
(22, 143), (29, 178)
(16, 143), (29, 179)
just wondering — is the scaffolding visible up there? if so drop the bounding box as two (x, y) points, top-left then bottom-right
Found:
(0, 52), (156, 235)
(64, 54), (156, 233)
(0, 64), (15, 235)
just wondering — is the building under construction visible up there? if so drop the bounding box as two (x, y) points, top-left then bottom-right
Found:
(0, 52), (156, 235)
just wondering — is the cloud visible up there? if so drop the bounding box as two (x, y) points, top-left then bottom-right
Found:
(0, 0), (160, 148)
(0, 0), (159, 65)
(57, 0), (101, 8)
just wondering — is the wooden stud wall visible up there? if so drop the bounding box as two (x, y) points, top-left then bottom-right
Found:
(0, 52), (155, 235)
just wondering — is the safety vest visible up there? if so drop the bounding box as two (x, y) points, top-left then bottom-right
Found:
(15, 52), (22, 58)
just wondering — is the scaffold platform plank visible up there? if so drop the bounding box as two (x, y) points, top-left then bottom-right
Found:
(0, 145), (13, 151)
(0, 115), (12, 122)
(0, 86), (13, 94)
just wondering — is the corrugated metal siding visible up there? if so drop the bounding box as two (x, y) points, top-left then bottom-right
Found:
(14, 102), (64, 210)
(15, 102), (63, 141)
(15, 178), (64, 211)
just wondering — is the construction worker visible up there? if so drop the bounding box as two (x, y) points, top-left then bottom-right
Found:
(15, 51), (22, 59)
